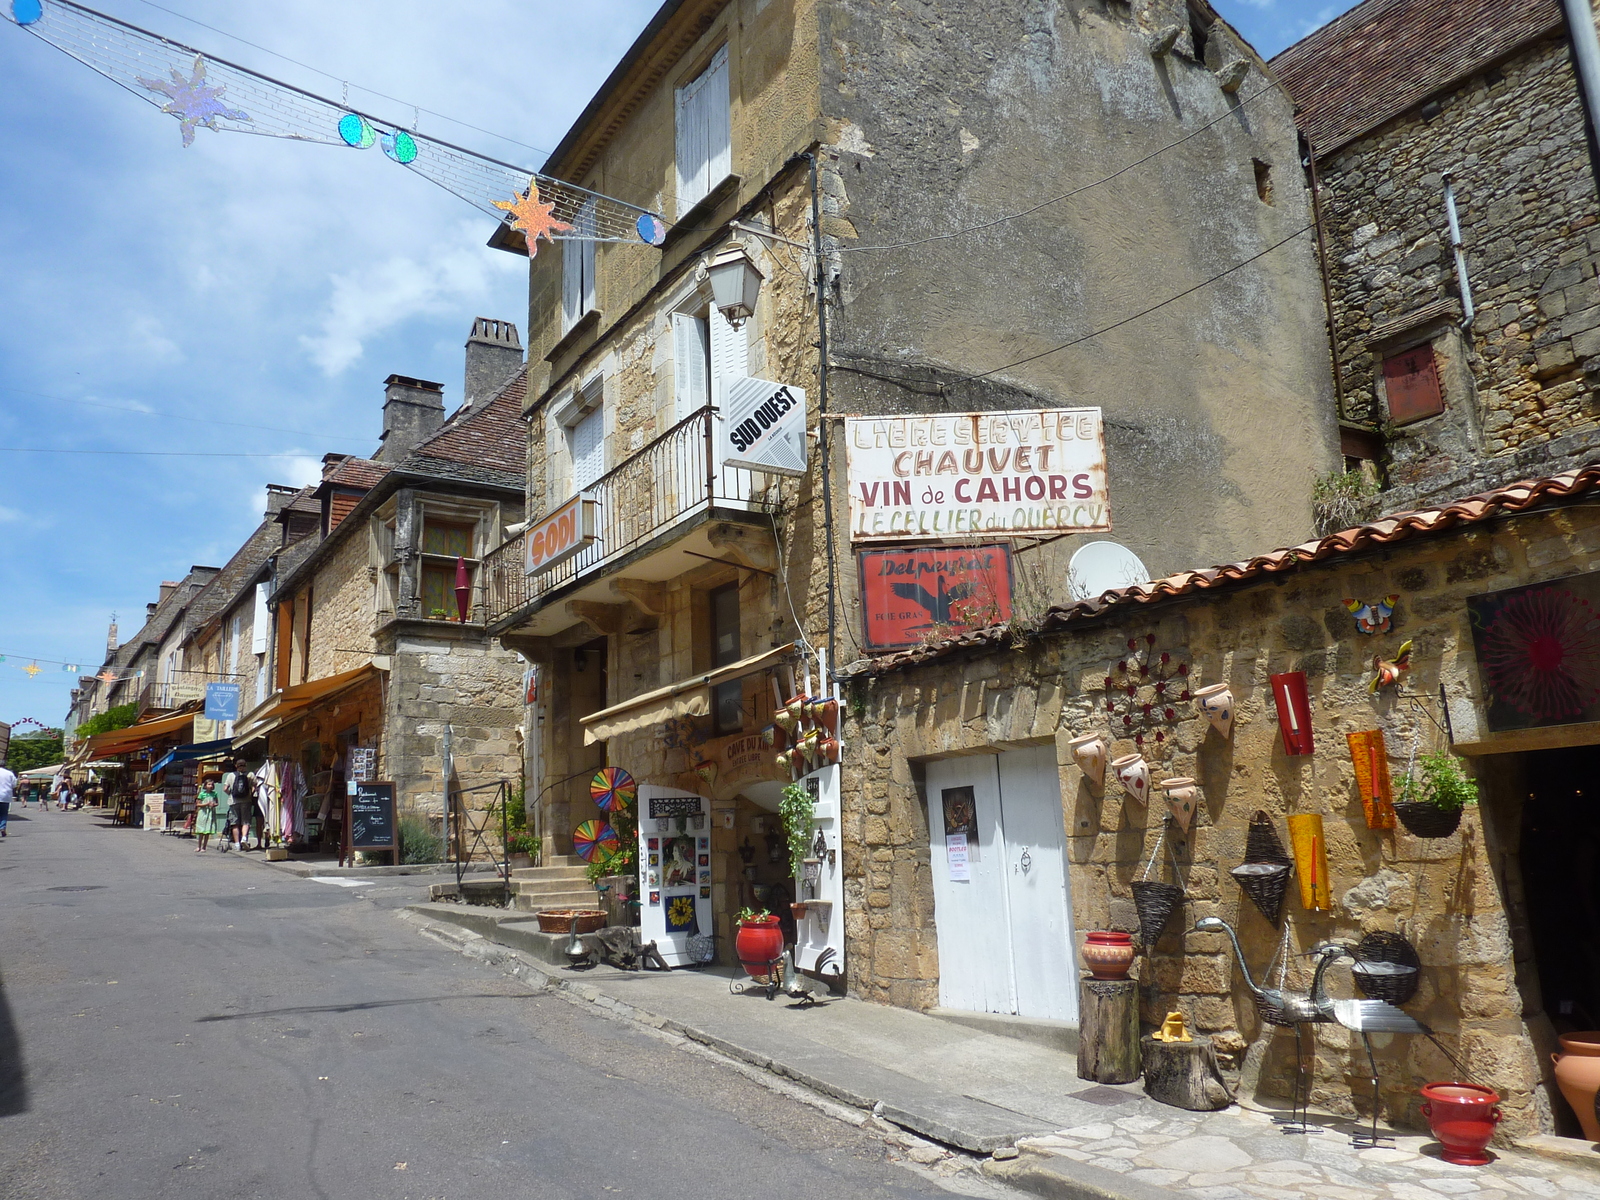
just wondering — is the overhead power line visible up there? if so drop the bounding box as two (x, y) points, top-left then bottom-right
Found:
(0, 447), (318, 458)
(0, 385), (368, 442)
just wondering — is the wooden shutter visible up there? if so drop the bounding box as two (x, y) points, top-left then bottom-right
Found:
(673, 313), (709, 421)
(708, 304), (749, 408)
(1383, 345), (1444, 424)
(250, 582), (270, 654)
(675, 45), (728, 216)
(561, 239), (581, 333)
(571, 405), (605, 490)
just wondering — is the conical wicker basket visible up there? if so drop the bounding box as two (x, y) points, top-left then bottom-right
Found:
(1131, 879), (1185, 948)
(1244, 809), (1292, 866)
(1229, 861), (1292, 925)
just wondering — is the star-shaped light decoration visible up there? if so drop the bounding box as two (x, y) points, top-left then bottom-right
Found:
(24, 662), (41, 678)
(492, 179), (572, 257)
(98, 670), (119, 684)
(136, 54), (251, 147)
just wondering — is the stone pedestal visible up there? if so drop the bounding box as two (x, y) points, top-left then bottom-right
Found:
(1077, 979), (1140, 1083)
(1142, 1032), (1232, 1111)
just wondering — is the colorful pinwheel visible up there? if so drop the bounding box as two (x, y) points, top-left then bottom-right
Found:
(589, 766), (637, 812)
(572, 819), (620, 862)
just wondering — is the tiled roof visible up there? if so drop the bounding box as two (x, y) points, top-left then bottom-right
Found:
(1270, 0), (1563, 154)
(179, 517), (281, 645)
(851, 464), (1600, 674)
(279, 485), (320, 515)
(401, 372), (527, 484)
(324, 456), (390, 491)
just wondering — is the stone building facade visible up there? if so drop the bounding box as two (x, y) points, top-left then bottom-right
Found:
(1273, 0), (1600, 511)
(842, 466), (1600, 1140)
(490, 0), (1341, 962)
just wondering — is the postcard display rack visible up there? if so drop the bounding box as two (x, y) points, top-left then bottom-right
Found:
(636, 785), (714, 967)
(794, 760), (845, 984)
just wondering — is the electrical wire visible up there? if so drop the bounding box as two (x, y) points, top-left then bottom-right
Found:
(0, 385), (368, 442)
(0, 447), (319, 457)
(835, 86), (1276, 254)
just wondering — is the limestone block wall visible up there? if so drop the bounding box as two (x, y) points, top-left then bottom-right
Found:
(1318, 33), (1600, 508)
(306, 531), (377, 681)
(843, 504), (1600, 1136)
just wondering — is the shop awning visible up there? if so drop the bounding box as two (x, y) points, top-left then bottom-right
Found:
(581, 642), (796, 745)
(149, 739), (234, 774)
(83, 709), (196, 758)
(230, 664), (378, 744)
(19, 763), (64, 779)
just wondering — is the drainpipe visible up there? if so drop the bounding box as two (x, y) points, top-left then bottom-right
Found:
(1441, 172), (1475, 331)
(1561, 0), (1600, 196)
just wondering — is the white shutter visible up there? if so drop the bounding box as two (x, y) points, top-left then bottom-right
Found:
(675, 75), (698, 217)
(570, 406), (605, 490)
(708, 304), (749, 408)
(229, 614), (242, 672)
(673, 313), (710, 421)
(562, 240), (582, 333)
(251, 582), (269, 653)
(704, 46), (731, 191)
(579, 198), (597, 314)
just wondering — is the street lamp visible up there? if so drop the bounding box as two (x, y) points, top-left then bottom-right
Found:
(707, 242), (764, 329)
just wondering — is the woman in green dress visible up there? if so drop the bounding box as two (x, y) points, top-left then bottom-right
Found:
(194, 770), (223, 852)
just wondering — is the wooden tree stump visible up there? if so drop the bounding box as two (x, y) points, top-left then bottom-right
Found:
(1142, 1033), (1232, 1111)
(1078, 980), (1141, 1083)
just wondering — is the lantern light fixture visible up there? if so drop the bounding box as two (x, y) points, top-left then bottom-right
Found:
(707, 242), (765, 329)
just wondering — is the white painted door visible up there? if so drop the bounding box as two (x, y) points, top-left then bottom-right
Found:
(926, 747), (1078, 1021)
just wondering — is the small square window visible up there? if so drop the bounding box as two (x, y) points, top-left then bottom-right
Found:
(1383, 345), (1445, 424)
(1253, 159), (1273, 205)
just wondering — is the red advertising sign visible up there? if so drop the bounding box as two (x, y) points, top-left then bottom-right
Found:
(858, 544), (1014, 652)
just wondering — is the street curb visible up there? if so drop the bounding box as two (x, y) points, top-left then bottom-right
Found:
(982, 1152), (1178, 1200)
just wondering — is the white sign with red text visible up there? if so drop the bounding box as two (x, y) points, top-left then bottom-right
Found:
(523, 493), (599, 576)
(845, 409), (1109, 542)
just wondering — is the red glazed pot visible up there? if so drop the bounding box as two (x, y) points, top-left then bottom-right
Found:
(735, 917), (784, 979)
(1081, 931), (1135, 981)
(1420, 1082), (1502, 1166)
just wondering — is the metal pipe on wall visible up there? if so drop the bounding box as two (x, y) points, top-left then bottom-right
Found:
(1442, 172), (1475, 331)
(1562, 0), (1600, 195)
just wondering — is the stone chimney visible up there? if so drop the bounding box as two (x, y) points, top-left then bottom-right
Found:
(158, 581), (180, 605)
(463, 318), (524, 411)
(264, 483), (297, 515)
(375, 375), (446, 462)
(106, 617), (118, 657)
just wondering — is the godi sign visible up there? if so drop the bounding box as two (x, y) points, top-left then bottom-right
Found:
(845, 409), (1108, 541)
(720, 376), (807, 477)
(524, 493), (599, 576)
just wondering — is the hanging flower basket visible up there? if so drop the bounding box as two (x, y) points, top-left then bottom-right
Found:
(1131, 880), (1185, 948)
(1229, 862), (1292, 926)
(1393, 801), (1463, 839)
(1350, 930), (1422, 1005)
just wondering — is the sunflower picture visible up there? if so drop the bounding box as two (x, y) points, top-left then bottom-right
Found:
(666, 894), (698, 932)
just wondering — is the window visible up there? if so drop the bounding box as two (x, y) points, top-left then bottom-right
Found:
(420, 519), (476, 619)
(1253, 159), (1273, 205)
(1383, 345), (1445, 424)
(564, 377), (606, 491)
(561, 196), (597, 334)
(710, 582), (743, 733)
(673, 304), (747, 420)
(675, 45), (731, 217)
(251, 582), (270, 654)
(229, 614), (243, 673)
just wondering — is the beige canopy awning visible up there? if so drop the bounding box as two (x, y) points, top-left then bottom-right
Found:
(82, 708), (196, 758)
(231, 664), (378, 744)
(581, 642), (797, 745)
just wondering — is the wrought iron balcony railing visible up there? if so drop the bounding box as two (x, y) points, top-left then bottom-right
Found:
(484, 406), (773, 627)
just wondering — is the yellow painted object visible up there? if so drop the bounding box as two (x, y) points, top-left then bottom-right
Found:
(1287, 813), (1331, 911)
(1155, 1011), (1192, 1043)
(1346, 729), (1396, 831)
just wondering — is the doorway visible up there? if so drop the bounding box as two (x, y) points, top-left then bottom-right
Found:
(1519, 744), (1600, 1033)
(925, 745), (1079, 1022)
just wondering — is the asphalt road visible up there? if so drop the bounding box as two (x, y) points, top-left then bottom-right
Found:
(0, 806), (976, 1200)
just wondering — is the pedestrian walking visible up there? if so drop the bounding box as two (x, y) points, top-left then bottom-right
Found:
(0, 759), (15, 838)
(194, 770), (223, 853)
(220, 758), (250, 852)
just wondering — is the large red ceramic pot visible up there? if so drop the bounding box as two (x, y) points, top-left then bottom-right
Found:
(735, 917), (783, 979)
(1419, 1082), (1502, 1166)
(1081, 932), (1135, 981)
(1551, 1030), (1600, 1142)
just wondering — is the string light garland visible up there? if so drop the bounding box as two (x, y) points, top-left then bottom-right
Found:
(5, 0), (670, 252)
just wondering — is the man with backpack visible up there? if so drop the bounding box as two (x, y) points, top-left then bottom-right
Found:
(220, 758), (253, 852)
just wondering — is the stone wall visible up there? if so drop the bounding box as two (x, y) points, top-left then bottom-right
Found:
(306, 529), (376, 681)
(1318, 32), (1600, 508)
(843, 500), (1600, 1137)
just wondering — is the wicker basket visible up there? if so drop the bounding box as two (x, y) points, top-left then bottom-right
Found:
(1245, 810), (1292, 866)
(1230, 862), (1292, 926)
(1130, 879), (1185, 948)
(1351, 930), (1422, 1004)
(1393, 801), (1463, 839)
(535, 908), (607, 934)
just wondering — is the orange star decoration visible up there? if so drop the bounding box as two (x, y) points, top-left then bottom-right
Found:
(24, 662), (41, 678)
(492, 179), (572, 257)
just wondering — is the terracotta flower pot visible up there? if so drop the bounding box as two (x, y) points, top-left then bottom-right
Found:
(1081, 931), (1135, 980)
(1420, 1082), (1502, 1165)
(735, 916), (784, 979)
(1193, 683), (1234, 738)
(1110, 753), (1151, 804)
(1156, 777), (1199, 832)
(1068, 732), (1108, 787)
(1552, 1031), (1600, 1142)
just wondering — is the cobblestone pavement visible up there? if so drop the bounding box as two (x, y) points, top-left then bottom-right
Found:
(1018, 1104), (1600, 1200)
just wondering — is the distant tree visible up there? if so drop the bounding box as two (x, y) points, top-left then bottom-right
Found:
(72, 703), (137, 742)
(8, 731), (64, 772)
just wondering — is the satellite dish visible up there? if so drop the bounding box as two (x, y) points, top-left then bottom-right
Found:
(1068, 541), (1149, 602)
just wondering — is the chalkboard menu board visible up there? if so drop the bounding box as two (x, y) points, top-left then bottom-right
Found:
(348, 781), (396, 852)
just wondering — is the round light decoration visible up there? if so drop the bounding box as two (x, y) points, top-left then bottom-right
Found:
(337, 113), (376, 148)
(636, 213), (667, 246)
(12, 0), (43, 25)
(381, 130), (418, 164)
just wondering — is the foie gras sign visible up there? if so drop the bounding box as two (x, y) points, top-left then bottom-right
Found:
(845, 408), (1109, 541)
(524, 492), (598, 576)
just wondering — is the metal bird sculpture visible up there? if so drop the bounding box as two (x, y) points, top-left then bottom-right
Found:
(1369, 639), (1414, 693)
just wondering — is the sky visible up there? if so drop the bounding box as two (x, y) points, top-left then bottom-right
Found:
(0, 0), (1356, 733)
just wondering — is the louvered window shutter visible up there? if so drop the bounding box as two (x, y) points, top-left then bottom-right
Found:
(571, 405), (605, 491)
(675, 45), (729, 216)
(579, 198), (597, 314)
(251, 582), (270, 654)
(673, 313), (710, 421)
(561, 239), (582, 333)
(704, 47), (731, 191)
(708, 304), (749, 408)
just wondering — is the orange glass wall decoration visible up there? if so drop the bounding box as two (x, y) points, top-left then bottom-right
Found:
(1347, 729), (1397, 830)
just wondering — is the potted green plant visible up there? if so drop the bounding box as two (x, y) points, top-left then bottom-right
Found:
(735, 906), (782, 978)
(505, 829), (542, 869)
(1394, 749), (1478, 838)
(779, 781), (815, 880)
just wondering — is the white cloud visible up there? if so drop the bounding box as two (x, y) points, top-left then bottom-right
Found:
(0, 506), (22, 523)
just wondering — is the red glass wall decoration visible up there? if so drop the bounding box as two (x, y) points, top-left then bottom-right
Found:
(1270, 671), (1315, 756)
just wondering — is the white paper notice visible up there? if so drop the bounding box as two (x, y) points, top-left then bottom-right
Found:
(946, 832), (971, 882)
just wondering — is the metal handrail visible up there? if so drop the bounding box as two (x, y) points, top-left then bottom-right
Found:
(484, 406), (773, 625)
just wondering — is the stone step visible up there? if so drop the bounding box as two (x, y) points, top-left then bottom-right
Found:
(513, 890), (606, 912)
(510, 865), (592, 882)
(514, 873), (592, 892)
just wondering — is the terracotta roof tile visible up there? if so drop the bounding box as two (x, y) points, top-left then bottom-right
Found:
(402, 372), (527, 480)
(323, 457), (389, 491)
(279, 485), (320, 515)
(1270, 0), (1562, 154)
(851, 463), (1600, 675)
